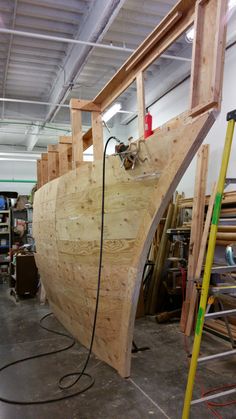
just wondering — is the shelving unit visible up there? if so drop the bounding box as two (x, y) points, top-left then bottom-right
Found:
(0, 209), (11, 281)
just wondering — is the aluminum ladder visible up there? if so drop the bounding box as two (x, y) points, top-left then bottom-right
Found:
(182, 109), (236, 418)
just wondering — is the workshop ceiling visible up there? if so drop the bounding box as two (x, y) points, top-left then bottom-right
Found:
(0, 0), (235, 152)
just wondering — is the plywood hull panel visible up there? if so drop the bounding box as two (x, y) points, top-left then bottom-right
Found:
(33, 111), (215, 377)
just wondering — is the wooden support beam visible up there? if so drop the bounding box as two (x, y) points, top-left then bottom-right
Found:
(79, 0), (226, 151)
(71, 109), (83, 168)
(70, 99), (101, 112)
(93, 0), (195, 111)
(91, 111), (103, 160)
(190, 0), (227, 116)
(136, 72), (145, 138)
(40, 153), (48, 187)
(59, 136), (72, 145)
(126, 11), (182, 72)
(37, 159), (41, 189)
(180, 144), (209, 331)
(83, 128), (93, 150)
(58, 136), (72, 175)
(47, 145), (59, 181)
(58, 143), (72, 176)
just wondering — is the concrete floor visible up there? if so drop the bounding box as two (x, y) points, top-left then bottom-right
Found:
(0, 283), (235, 419)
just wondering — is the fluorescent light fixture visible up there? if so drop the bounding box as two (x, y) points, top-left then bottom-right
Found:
(0, 152), (41, 158)
(229, 0), (236, 10)
(102, 103), (121, 122)
(185, 26), (194, 43)
(0, 158), (37, 162)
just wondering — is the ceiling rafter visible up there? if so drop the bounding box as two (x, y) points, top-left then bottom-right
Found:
(1, 0), (18, 119)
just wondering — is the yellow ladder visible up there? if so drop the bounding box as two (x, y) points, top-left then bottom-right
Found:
(182, 109), (236, 418)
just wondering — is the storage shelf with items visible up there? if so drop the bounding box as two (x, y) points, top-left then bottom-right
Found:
(0, 209), (11, 281)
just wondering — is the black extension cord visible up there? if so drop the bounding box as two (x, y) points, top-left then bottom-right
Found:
(0, 136), (119, 405)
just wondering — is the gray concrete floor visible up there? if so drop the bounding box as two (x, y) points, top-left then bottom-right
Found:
(0, 283), (235, 419)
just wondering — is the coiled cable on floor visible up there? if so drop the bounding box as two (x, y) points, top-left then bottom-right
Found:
(0, 136), (119, 404)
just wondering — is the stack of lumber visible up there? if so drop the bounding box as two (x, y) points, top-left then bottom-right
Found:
(180, 191), (236, 246)
(179, 190), (236, 208)
(204, 319), (236, 341)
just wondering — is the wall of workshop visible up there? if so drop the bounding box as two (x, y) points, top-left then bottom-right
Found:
(125, 44), (236, 197)
(0, 161), (36, 196)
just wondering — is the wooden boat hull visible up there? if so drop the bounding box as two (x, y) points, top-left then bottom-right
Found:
(33, 111), (215, 377)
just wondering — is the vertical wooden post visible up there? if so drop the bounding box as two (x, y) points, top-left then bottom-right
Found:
(40, 153), (48, 186)
(136, 71), (145, 138)
(71, 109), (83, 168)
(58, 136), (72, 176)
(91, 111), (103, 160)
(37, 159), (42, 189)
(47, 145), (59, 181)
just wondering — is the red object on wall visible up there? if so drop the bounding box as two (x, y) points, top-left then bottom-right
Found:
(144, 111), (153, 139)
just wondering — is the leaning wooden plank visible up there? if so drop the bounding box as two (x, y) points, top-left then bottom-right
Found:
(180, 144), (209, 331)
(185, 183), (217, 336)
(33, 111), (215, 377)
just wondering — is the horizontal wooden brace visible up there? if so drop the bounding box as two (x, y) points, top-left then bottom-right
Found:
(190, 101), (218, 117)
(48, 144), (59, 152)
(93, 0), (195, 112)
(41, 153), (48, 160)
(59, 136), (72, 144)
(126, 11), (182, 72)
(70, 99), (101, 112)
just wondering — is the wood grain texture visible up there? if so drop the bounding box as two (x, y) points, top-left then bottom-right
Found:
(58, 143), (72, 176)
(91, 111), (103, 161)
(136, 72), (145, 138)
(37, 160), (41, 189)
(180, 144), (209, 331)
(190, 0), (227, 115)
(93, 0), (195, 112)
(47, 146), (59, 182)
(187, 144), (209, 291)
(33, 111), (215, 377)
(185, 183), (217, 336)
(71, 109), (83, 167)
